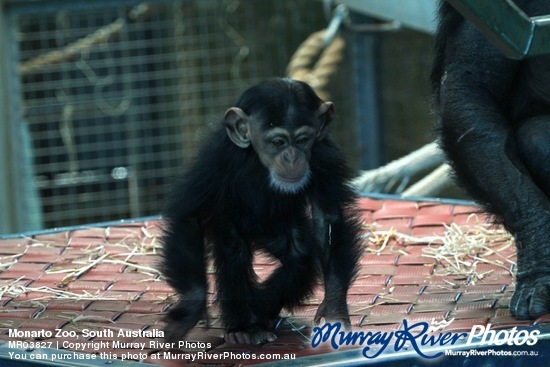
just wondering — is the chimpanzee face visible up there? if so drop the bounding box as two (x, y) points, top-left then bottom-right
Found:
(250, 123), (316, 193)
(223, 102), (333, 194)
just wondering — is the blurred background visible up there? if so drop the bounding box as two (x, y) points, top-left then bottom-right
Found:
(0, 0), (462, 234)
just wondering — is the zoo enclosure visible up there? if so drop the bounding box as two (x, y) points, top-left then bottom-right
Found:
(0, 0), (436, 234)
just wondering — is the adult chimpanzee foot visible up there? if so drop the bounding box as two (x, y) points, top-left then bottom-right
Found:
(510, 276), (550, 319)
(225, 326), (277, 345)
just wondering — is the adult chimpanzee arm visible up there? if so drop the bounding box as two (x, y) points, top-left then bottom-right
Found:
(434, 10), (550, 319)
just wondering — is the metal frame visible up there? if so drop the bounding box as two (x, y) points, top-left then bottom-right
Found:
(0, 0), (148, 233)
(0, 0), (42, 233)
(448, 0), (550, 59)
(348, 12), (385, 170)
(4, 0), (147, 14)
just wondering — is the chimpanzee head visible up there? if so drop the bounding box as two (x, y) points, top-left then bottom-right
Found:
(223, 78), (333, 194)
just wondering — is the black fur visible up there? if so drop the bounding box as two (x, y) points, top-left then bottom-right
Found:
(161, 78), (362, 343)
(432, 0), (550, 319)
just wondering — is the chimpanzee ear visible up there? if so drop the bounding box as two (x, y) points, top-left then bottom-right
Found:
(316, 102), (334, 140)
(224, 107), (251, 148)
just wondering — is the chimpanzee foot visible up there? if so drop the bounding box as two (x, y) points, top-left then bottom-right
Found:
(163, 300), (208, 343)
(225, 325), (277, 345)
(510, 276), (550, 319)
(314, 300), (352, 330)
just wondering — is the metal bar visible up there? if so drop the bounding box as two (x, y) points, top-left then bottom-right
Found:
(337, 0), (438, 34)
(0, 215), (159, 239)
(348, 12), (384, 170)
(4, 0), (148, 15)
(447, 0), (550, 59)
(0, 3), (44, 233)
(0, 1), (14, 233)
(530, 15), (550, 57)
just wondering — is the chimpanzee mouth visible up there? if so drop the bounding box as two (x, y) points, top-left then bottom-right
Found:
(276, 174), (305, 183)
(270, 171), (311, 194)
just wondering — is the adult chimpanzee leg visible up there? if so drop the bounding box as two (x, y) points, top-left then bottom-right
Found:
(508, 115), (550, 318)
(515, 116), (550, 194)
(433, 3), (550, 319)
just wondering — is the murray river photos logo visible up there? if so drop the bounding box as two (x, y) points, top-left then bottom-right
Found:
(311, 319), (540, 359)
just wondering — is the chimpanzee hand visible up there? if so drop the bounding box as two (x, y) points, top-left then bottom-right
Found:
(510, 227), (550, 320)
(510, 273), (550, 320)
(314, 298), (352, 330)
(225, 324), (277, 345)
(163, 299), (208, 342)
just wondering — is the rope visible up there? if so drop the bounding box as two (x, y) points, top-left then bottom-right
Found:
(286, 29), (345, 100)
(19, 4), (151, 76)
(19, 19), (126, 76)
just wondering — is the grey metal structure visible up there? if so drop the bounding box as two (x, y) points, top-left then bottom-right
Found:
(338, 0), (438, 34)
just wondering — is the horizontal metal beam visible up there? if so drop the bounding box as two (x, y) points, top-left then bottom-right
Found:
(448, 0), (550, 59)
(4, 0), (155, 14)
(337, 0), (438, 34)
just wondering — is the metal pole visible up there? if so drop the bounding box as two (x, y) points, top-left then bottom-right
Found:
(348, 12), (384, 170)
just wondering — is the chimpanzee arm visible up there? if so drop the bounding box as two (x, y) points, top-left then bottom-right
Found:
(161, 217), (208, 342)
(161, 158), (221, 341)
(307, 141), (362, 327)
(313, 211), (362, 329)
(210, 228), (257, 329)
(435, 20), (550, 318)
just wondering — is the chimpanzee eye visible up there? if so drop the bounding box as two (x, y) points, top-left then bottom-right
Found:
(296, 136), (310, 145)
(271, 138), (285, 148)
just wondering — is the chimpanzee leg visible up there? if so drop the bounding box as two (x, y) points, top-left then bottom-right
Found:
(515, 116), (550, 194)
(253, 227), (322, 320)
(219, 227), (321, 344)
(211, 229), (263, 342)
(434, 38), (550, 318)
(507, 116), (550, 318)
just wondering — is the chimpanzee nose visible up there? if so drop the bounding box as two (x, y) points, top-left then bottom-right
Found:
(283, 147), (299, 164)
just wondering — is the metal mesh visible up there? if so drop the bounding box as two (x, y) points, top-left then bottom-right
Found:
(11, 0), (326, 229)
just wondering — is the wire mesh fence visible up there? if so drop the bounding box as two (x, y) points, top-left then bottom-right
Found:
(2, 0), (437, 234)
(8, 0), (329, 230)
